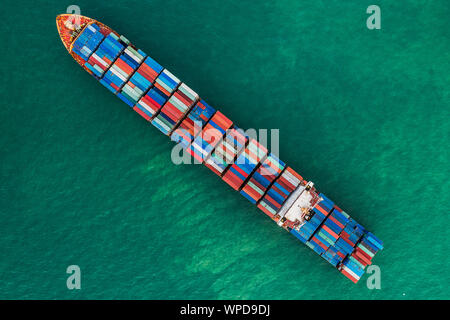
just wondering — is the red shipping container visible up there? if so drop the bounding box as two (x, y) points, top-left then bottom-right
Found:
(133, 106), (151, 121)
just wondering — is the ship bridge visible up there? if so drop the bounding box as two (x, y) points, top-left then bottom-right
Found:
(277, 182), (319, 228)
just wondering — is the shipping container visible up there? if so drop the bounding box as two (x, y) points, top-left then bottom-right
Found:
(149, 70), (182, 133)
(257, 167), (302, 218)
(187, 111), (232, 163)
(204, 126), (248, 176)
(153, 69), (180, 97)
(222, 139), (268, 191)
(84, 32), (125, 78)
(152, 83), (199, 135)
(100, 45), (147, 99)
(171, 100), (216, 149)
(240, 153), (285, 204)
(135, 86), (168, 120)
(72, 23), (104, 61)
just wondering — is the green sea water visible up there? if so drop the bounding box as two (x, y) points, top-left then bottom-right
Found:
(0, 0), (449, 299)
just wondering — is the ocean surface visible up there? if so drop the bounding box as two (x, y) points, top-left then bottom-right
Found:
(0, 0), (449, 299)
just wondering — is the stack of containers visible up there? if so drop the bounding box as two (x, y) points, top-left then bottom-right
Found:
(337, 219), (372, 282)
(334, 213), (365, 255)
(131, 57), (164, 120)
(100, 39), (147, 95)
(204, 126), (248, 176)
(72, 23), (104, 61)
(321, 245), (346, 267)
(317, 207), (348, 266)
(257, 167), (303, 218)
(84, 33), (125, 77)
(134, 69), (179, 121)
(340, 256), (365, 283)
(153, 69), (180, 98)
(135, 87), (168, 121)
(325, 219), (362, 269)
(131, 56), (163, 87)
(171, 100), (216, 149)
(240, 153), (285, 204)
(341, 232), (383, 282)
(152, 83), (199, 135)
(358, 233), (383, 263)
(289, 191), (383, 282)
(188, 111), (233, 163)
(222, 139), (268, 191)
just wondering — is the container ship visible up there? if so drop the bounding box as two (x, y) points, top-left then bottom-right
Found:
(56, 14), (383, 283)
